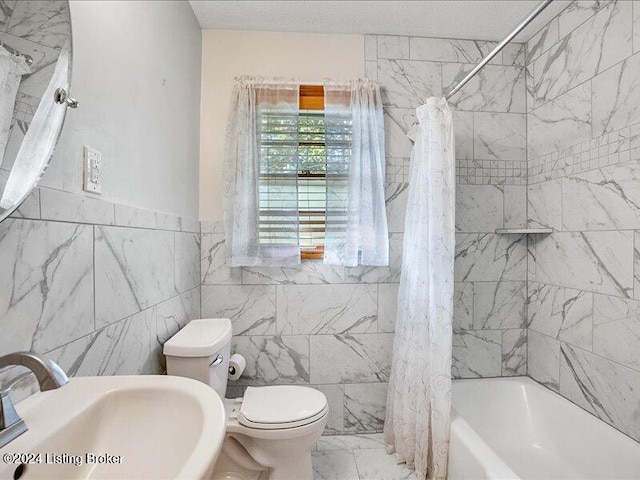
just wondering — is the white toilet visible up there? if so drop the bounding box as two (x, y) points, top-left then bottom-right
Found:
(163, 318), (328, 480)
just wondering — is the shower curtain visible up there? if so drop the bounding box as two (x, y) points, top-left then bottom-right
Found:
(383, 97), (455, 479)
(0, 46), (31, 169)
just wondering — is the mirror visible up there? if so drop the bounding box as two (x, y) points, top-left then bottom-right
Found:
(0, 0), (73, 222)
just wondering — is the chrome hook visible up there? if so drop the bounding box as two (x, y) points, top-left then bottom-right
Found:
(54, 87), (79, 109)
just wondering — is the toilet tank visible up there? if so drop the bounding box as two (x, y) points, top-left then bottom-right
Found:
(163, 318), (232, 397)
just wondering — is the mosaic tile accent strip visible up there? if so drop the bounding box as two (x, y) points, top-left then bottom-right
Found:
(528, 121), (640, 184)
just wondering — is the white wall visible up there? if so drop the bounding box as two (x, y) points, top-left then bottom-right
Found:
(40, 1), (202, 219)
(199, 30), (364, 221)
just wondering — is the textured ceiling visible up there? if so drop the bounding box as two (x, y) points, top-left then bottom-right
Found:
(189, 1), (569, 42)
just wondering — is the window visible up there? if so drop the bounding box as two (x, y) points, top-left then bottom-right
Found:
(258, 85), (341, 260)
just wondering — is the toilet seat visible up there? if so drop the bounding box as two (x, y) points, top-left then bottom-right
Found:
(230, 386), (328, 430)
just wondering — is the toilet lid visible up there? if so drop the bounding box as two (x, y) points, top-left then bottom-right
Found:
(238, 386), (327, 427)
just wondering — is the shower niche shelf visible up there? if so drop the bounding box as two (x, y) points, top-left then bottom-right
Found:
(495, 228), (553, 234)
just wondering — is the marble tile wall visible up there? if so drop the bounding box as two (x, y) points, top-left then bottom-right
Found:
(201, 33), (530, 435)
(526, 0), (640, 442)
(201, 219), (399, 434)
(367, 33), (529, 380)
(0, 186), (201, 399)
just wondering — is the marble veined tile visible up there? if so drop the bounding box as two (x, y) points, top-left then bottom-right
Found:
(7, 0), (69, 49)
(385, 183), (408, 234)
(114, 204), (156, 229)
(528, 82), (591, 158)
(560, 343), (640, 442)
(344, 383), (387, 433)
(231, 335), (310, 386)
(384, 108), (415, 158)
(378, 283), (399, 333)
(454, 233), (527, 282)
(528, 283), (593, 350)
(442, 64), (525, 113)
(0, 2), (16, 31)
(156, 288), (200, 369)
(353, 448), (413, 480)
(592, 50), (640, 137)
(634, 0), (640, 53)
(473, 281), (526, 330)
(526, 17), (559, 63)
(534, 231), (633, 298)
(502, 329), (527, 375)
(345, 233), (403, 284)
(528, 330), (560, 391)
(528, 180), (562, 230)
(562, 162), (640, 231)
(243, 261), (344, 285)
(156, 288), (200, 338)
(40, 188), (115, 225)
(474, 112), (526, 161)
(201, 285), (276, 335)
(593, 294), (640, 371)
(365, 34), (377, 60)
(453, 110), (473, 160)
(9, 187), (39, 219)
(453, 282), (473, 332)
(455, 185), (504, 233)
(310, 333), (394, 384)
(410, 37), (498, 64)
(558, 0), (610, 39)
(277, 284), (377, 335)
(377, 35), (409, 59)
(201, 233), (241, 285)
(530, 1), (631, 108)
(314, 385), (344, 434)
(503, 43), (525, 67)
(315, 433), (385, 451)
(312, 450), (359, 480)
(504, 186), (527, 229)
(95, 226), (175, 326)
(453, 330), (502, 378)
(378, 59), (442, 108)
(175, 232), (200, 293)
(51, 307), (160, 377)
(634, 231), (640, 300)
(0, 219), (93, 355)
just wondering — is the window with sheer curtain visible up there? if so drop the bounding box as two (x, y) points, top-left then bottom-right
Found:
(224, 76), (388, 267)
(257, 85), (350, 259)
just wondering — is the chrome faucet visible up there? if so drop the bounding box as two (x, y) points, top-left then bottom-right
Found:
(0, 352), (69, 448)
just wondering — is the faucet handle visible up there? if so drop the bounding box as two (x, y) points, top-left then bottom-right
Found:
(0, 390), (21, 430)
(0, 391), (27, 448)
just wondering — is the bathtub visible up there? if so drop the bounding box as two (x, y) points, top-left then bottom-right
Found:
(448, 377), (640, 479)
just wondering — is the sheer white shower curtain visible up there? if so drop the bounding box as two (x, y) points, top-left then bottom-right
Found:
(0, 46), (30, 169)
(383, 97), (455, 479)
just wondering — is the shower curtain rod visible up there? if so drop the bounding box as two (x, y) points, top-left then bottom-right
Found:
(444, 0), (554, 100)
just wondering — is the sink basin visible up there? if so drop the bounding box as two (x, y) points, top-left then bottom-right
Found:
(0, 375), (225, 479)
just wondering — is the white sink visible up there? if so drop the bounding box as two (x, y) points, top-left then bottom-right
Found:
(0, 375), (225, 479)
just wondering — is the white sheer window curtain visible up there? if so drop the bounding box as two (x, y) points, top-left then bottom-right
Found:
(224, 76), (388, 267)
(324, 79), (388, 266)
(223, 77), (301, 266)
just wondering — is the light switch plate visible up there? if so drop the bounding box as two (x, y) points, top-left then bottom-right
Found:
(83, 146), (102, 194)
